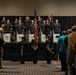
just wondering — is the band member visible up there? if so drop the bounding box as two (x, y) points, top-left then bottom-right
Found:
(3, 19), (12, 33)
(1, 17), (6, 25)
(24, 16), (31, 42)
(24, 16), (31, 33)
(12, 18), (18, 39)
(31, 39), (38, 64)
(14, 18), (18, 26)
(30, 20), (34, 34)
(19, 17), (23, 23)
(1, 17), (6, 33)
(49, 16), (54, 31)
(54, 19), (61, 33)
(48, 15), (51, 23)
(44, 19), (50, 36)
(37, 16), (43, 31)
(19, 17), (21, 20)
(46, 36), (54, 64)
(20, 37), (25, 64)
(16, 20), (24, 34)
(41, 20), (46, 34)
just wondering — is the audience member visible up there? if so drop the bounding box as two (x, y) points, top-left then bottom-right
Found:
(54, 19), (61, 33)
(63, 29), (72, 75)
(57, 31), (67, 71)
(68, 26), (76, 75)
(0, 33), (4, 69)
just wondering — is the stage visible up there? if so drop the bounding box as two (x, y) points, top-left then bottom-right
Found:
(3, 42), (57, 61)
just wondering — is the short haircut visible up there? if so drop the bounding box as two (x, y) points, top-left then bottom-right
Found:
(67, 29), (72, 34)
(62, 30), (66, 35)
(71, 26), (76, 31)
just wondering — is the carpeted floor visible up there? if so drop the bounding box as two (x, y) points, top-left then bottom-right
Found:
(0, 60), (69, 75)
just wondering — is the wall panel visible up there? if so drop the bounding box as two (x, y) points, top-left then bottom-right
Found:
(3, 0), (14, 16)
(58, 0), (70, 16)
(0, 0), (3, 15)
(25, 0), (34, 16)
(47, 0), (58, 16)
(0, 0), (76, 16)
(70, 0), (76, 16)
(14, 0), (26, 16)
(36, 0), (47, 16)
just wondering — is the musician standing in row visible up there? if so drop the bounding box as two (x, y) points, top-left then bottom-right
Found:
(41, 20), (46, 34)
(24, 16), (31, 42)
(24, 16), (31, 33)
(1, 17), (6, 34)
(30, 20), (34, 34)
(14, 18), (18, 32)
(37, 16), (43, 31)
(3, 19), (12, 33)
(16, 20), (24, 34)
(54, 19), (61, 33)
(1, 17), (6, 26)
(14, 18), (18, 28)
(44, 19), (50, 36)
